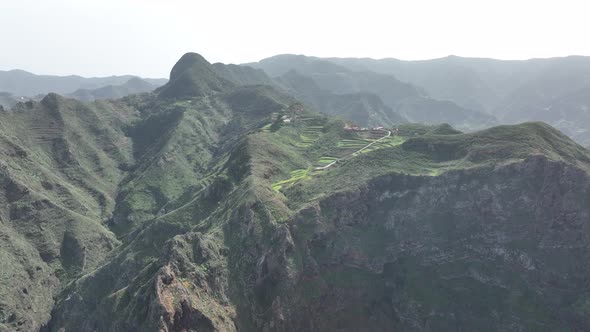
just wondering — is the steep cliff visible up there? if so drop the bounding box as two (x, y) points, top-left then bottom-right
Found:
(2, 53), (590, 332)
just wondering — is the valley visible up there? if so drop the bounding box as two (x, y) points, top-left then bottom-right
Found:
(0, 53), (590, 332)
(2, 0), (590, 330)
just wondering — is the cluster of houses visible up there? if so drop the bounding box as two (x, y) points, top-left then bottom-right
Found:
(270, 112), (294, 124)
(282, 115), (293, 124)
(343, 123), (403, 136)
(271, 103), (306, 125)
(343, 123), (385, 132)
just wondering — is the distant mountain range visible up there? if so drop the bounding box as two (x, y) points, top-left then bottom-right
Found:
(3, 54), (590, 145)
(0, 69), (167, 99)
(272, 70), (404, 127)
(2, 52), (590, 331)
(243, 54), (590, 145)
(67, 77), (160, 102)
(314, 55), (590, 145)
(246, 55), (497, 131)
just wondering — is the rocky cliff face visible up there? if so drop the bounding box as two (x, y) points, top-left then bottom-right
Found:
(3, 53), (590, 332)
(47, 150), (590, 331)
(258, 156), (590, 331)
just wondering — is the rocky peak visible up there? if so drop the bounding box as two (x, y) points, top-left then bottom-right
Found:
(157, 52), (233, 99)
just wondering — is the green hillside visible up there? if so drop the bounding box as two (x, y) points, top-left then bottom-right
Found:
(1, 53), (590, 332)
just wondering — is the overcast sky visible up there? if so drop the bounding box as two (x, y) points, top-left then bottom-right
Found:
(1, 0), (589, 78)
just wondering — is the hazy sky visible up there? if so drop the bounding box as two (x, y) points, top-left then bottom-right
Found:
(1, 0), (589, 78)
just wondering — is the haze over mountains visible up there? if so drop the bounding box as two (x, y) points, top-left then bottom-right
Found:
(4, 54), (590, 146)
(0, 69), (167, 107)
(67, 77), (162, 102)
(246, 55), (498, 132)
(1, 52), (590, 331)
(3, 0), (590, 330)
(260, 54), (590, 145)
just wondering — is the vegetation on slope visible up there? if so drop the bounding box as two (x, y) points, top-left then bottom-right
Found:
(3, 51), (590, 332)
(277, 122), (590, 211)
(0, 93), (137, 330)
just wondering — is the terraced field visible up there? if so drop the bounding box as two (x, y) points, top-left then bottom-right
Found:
(317, 156), (338, 164)
(260, 123), (272, 132)
(337, 138), (373, 149)
(273, 125), (404, 190)
(272, 168), (310, 191)
(355, 135), (405, 154)
(364, 130), (390, 139)
(297, 125), (324, 148)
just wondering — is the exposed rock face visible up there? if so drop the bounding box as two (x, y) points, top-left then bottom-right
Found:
(41, 110), (590, 331)
(78, 154), (585, 332)
(4, 52), (590, 332)
(252, 156), (590, 331)
(154, 233), (235, 332)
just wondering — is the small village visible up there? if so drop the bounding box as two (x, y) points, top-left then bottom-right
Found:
(267, 106), (407, 191)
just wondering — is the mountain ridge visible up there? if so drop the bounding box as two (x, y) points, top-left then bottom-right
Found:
(67, 77), (159, 102)
(0, 69), (167, 97)
(247, 54), (498, 131)
(1, 53), (590, 331)
(306, 54), (590, 145)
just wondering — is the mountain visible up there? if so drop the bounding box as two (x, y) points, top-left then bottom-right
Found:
(0, 93), (136, 331)
(325, 55), (590, 145)
(324, 55), (524, 112)
(212, 63), (274, 86)
(0, 69), (167, 97)
(67, 77), (160, 101)
(499, 84), (590, 144)
(2, 53), (590, 332)
(212, 59), (407, 127)
(156, 53), (234, 99)
(248, 55), (498, 131)
(276, 70), (406, 127)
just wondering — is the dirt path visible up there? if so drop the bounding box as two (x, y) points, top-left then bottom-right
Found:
(315, 130), (391, 170)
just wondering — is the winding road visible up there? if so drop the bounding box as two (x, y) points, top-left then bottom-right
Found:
(315, 130), (391, 170)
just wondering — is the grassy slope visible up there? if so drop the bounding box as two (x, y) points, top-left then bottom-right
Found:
(252, 120), (584, 212)
(276, 122), (590, 212)
(226, 117), (590, 331)
(246, 121), (590, 331)
(0, 94), (137, 330)
(46, 78), (300, 330)
(7, 53), (590, 331)
(43, 92), (590, 331)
